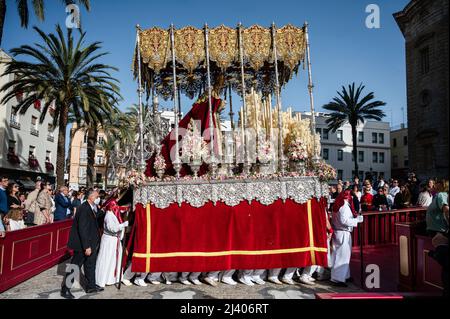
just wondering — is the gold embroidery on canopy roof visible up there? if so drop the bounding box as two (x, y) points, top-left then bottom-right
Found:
(276, 24), (306, 71)
(209, 25), (238, 71)
(174, 26), (205, 74)
(139, 27), (170, 74)
(242, 25), (271, 71)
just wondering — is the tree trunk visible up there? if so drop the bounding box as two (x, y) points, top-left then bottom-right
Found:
(56, 103), (69, 187)
(351, 124), (359, 180)
(86, 126), (98, 188)
(0, 0), (6, 45)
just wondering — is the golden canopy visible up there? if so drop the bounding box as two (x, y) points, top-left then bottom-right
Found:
(133, 24), (307, 100)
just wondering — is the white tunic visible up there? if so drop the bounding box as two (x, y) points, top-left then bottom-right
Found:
(9, 220), (26, 231)
(95, 212), (127, 287)
(330, 201), (359, 283)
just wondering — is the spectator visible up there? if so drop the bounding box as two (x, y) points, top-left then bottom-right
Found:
(0, 176), (9, 219)
(24, 181), (42, 226)
(343, 181), (351, 190)
(351, 184), (361, 213)
(417, 183), (433, 207)
(54, 186), (72, 221)
(360, 186), (374, 212)
(4, 208), (26, 231)
(428, 179), (436, 197)
(18, 193), (26, 205)
(35, 182), (54, 225)
(336, 183), (343, 195)
(71, 191), (82, 215)
(425, 179), (449, 297)
(409, 176), (421, 205)
(373, 187), (389, 211)
(7, 182), (22, 210)
(394, 184), (412, 209)
(383, 185), (394, 208)
(363, 180), (376, 196)
(374, 175), (385, 190)
(389, 179), (400, 198)
(352, 176), (361, 189)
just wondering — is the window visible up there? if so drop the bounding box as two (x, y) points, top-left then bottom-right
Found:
(83, 133), (88, 144)
(358, 131), (364, 142)
(337, 149), (343, 161)
(358, 151), (364, 163)
(379, 152), (385, 164)
(404, 156), (409, 167)
(337, 170), (343, 181)
(337, 130), (343, 141)
(96, 155), (104, 165)
(372, 171), (378, 179)
(393, 155), (399, 168)
(30, 116), (39, 136)
(79, 167), (87, 183)
(403, 136), (408, 146)
(96, 173), (103, 183)
(46, 151), (51, 162)
(29, 145), (35, 157)
(322, 129), (329, 140)
(98, 136), (105, 145)
(393, 138), (397, 148)
(372, 132), (378, 143)
(378, 133), (384, 144)
(80, 148), (87, 163)
(47, 124), (54, 142)
(372, 152), (378, 163)
(316, 128), (322, 137)
(420, 46), (429, 75)
(10, 110), (20, 129)
(322, 148), (329, 160)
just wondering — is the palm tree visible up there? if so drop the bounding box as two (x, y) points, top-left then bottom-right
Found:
(0, 0), (90, 45)
(322, 83), (386, 179)
(0, 25), (121, 186)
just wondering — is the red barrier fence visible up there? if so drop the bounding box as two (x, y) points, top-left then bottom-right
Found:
(352, 207), (427, 247)
(0, 219), (73, 293)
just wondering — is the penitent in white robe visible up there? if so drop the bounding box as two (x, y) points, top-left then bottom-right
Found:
(330, 201), (359, 283)
(95, 212), (127, 287)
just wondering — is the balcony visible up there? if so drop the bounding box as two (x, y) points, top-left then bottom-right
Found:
(47, 133), (54, 142)
(30, 128), (39, 137)
(10, 120), (21, 130)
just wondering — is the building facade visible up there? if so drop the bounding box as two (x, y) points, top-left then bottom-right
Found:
(301, 112), (391, 183)
(394, 0), (449, 180)
(0, 49), (58, 187)
(391, 125), (409, 179)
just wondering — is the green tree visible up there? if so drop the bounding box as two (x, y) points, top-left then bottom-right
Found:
(1, 25), (121, 186)
(0, 0), (90, 45)
(322, 83), (386, 180)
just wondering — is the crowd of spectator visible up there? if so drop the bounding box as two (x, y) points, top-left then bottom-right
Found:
(0, 175), (109, 238)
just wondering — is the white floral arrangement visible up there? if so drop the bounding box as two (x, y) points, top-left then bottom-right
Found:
(154, 152), (166, 171)
(121, 169), (146, 187)
(313, 160), (337, 182)
(287, 139), (308, 162)
(181, 119), (209, 163)
(257, 137), (274, 164)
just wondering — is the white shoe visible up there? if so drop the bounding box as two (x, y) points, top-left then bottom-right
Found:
(298, 274), (315, 285)
(150, 280), (161, 285)
(191, 279), (202, 285)
(165, 280), (172, 285)
(121, 279), (132, 286)
(281, 277), (296, 285)
(222, 277), (237, 285)
(135, 279), (148, 287)
(180, 279), (191, 285)
(204, 277), (218, 287)
(268, 277), (283, 285)
(251, 277), (265, 285)
(308, 276), (316, 282)
(238, 277), (254, 286)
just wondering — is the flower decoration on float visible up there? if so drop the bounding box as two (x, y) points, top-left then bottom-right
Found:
(313, 160), (337, 182)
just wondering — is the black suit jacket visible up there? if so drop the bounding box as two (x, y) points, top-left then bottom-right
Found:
(67, 201), (100, 252)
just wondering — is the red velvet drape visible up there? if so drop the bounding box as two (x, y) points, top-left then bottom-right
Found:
(129, 198), (328, 273)
(145, 96), (222, 177)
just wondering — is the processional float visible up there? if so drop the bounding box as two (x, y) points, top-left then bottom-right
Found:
(120, 22), (337, 274)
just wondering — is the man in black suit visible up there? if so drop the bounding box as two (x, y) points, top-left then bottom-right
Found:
(61, 189), (104, 299)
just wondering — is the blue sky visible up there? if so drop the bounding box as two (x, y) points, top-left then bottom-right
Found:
(2, 0), (409, 127)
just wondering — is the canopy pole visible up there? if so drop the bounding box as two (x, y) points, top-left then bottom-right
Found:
(228, 84), (236, 175)
(238, 22), (251, 175)
(204, 23), (217, 176)
(304, 22), (320, 163)
(135, 24), (146, 172)
(170, 24), (181, 177)
(271, 22), (286, 174)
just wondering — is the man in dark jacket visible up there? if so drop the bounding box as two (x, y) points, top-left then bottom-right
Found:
(54, 186), (71, 221)
(61, 189), (103, 298)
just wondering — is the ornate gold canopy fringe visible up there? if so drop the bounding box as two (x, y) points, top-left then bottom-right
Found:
(133, 24), (307, 100)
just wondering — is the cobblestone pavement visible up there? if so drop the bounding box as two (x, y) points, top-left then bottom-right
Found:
(0, 261), (362, 299)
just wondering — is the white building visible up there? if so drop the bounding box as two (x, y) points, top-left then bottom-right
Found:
(300, 112), (391, 183)
(0, 49), (59, 188)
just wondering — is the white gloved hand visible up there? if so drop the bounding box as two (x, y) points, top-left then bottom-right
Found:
(356, 215), (364, 223)
(122, 221), (129, 228)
